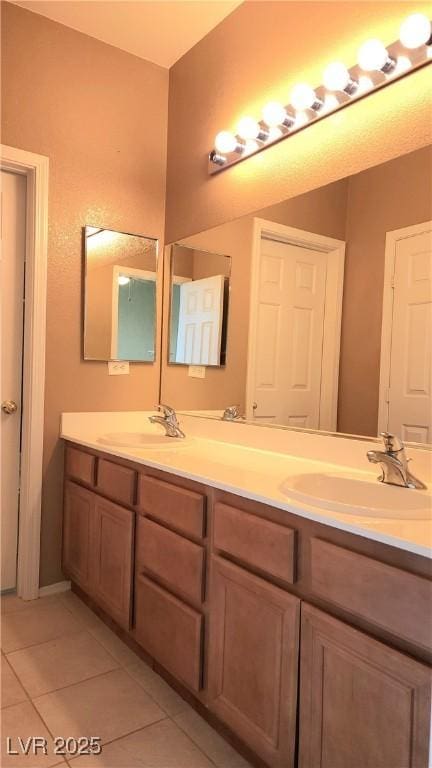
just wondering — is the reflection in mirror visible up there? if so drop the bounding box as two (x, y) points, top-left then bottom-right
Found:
(161, 146), (432, 445)
(169, 244), (231, 366)
(84, 227), (158, 362)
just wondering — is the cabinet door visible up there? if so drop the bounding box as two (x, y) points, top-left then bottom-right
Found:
(300, 604), (432, 768)
(208, 557), (300, 768)
(63, 481), (93, 591)
(92, 495), (134, 630)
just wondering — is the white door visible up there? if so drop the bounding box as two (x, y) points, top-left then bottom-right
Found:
(385, 227), (432, 443)
(176, 274), (225, 365)
(251, 237), (327, 427)
(1, 170), (26, 591)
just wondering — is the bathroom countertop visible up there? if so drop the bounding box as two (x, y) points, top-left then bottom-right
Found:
(61, 412), (432, 560)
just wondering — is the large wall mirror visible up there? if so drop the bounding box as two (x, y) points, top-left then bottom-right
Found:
(161, 145), (432, 445)
(83, 226), (158, 362)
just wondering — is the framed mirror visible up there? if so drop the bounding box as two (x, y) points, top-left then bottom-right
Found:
(161, 145), (432, 446)
(83, 226), (158, 362)
(168, 243), (231, 366)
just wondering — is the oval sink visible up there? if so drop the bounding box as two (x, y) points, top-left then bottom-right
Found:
(98, 432), (192, 449)
(280, 472), (431, 519)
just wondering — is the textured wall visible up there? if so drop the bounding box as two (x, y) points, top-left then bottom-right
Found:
(165, 1), (432, 243)
(1, 2), (169, 586)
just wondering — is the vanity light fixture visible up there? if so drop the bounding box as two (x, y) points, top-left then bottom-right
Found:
(209, 12), (432, 173)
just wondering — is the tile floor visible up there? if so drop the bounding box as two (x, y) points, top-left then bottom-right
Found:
(1, 591), (251, 768)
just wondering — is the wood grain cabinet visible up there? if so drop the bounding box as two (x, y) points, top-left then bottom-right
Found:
(299, 604), (432, 768)
(63, 481), (93, 591)
(208, 556), (300, 768)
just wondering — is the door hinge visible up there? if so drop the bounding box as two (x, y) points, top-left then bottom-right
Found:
(385, 387), (391, 404)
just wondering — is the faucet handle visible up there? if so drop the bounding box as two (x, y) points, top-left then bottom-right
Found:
(155, 404), (177, 420)
(380, 432), (404, 453)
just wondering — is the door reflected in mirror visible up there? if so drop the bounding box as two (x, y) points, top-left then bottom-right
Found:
(83, 226), (158, 362)
(169, 244), (231, 366)
(161, 146), (432, 445)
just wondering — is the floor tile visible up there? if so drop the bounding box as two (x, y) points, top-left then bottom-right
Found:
(87, 623), (138, 667)
(57, 592), (102, 629)
(34, 669), (165, 745)
(1, 601), (83, 653)
(175, 708), (252, 768)
(0, 701), (64, 767)
(1, 594), (59, 615)
(126, 661), (189, 717)
(1, 656), (27, 708)
(70, 718), (214, 767)
(7, 631), (119, 697)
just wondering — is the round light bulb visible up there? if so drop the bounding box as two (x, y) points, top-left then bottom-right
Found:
(290, 84), (321, 111)
(357, 39), (390, 71)
(262, 101), (287, 127)
(214, 131), (237, 154)
(237, 116), (260, 141)
(118, 276), (130, 286)
(400, 13), (431, 49)
(323, 62), (351, 91)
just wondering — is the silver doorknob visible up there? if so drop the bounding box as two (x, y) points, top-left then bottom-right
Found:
(1, 400), (18, 415)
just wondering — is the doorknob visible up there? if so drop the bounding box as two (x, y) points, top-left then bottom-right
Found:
(1, 400), (18, 415)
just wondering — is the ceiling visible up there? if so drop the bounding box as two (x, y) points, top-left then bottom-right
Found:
(10, 0), (242, 68)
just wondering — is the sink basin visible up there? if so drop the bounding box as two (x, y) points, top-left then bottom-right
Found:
(281, 472), (431, 519)
(98, 432), (192, 449)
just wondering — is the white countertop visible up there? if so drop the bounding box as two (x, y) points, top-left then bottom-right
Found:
(61, 411), (432, 560)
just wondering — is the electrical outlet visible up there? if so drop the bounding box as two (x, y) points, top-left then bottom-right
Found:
(188, 365), (206, 379)
(108, 361), (129, 375)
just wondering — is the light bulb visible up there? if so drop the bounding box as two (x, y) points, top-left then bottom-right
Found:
(237, 116), (260, 140)
(118, 276), (130, 286)
(290, 84), (322, 111)
(323, 62), (357, 94)
(214, 131), (237, 154)
(357, 39), (394, 72)
(400, 13), (431, 49)
(262, 101), (287, 127)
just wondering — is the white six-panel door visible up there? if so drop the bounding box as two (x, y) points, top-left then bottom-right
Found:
(252, 237), (327, 427)
(1, 170), (26, 591)
(385, 226), (432, 443)
(176, 274), (225, 366)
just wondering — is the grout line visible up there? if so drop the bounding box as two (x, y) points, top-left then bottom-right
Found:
(6, 662), (124, 705)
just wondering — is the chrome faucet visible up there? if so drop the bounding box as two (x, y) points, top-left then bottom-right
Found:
(222, 405), (243, 421)
(148, 404), (185, 438)
(367, 432), (426, 489)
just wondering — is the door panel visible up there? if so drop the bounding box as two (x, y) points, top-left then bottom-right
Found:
(62, 482), (93, 591)
(1, 170), (26, 591)
(208, 556), (300, 768)
(176, 275), (225, 365)
(252, 237), (327, 428)
(299, 604), (432, 768)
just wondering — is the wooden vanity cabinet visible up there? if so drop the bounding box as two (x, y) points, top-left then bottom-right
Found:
(63, 480), (93, 592)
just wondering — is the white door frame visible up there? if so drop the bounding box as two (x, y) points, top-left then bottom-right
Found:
(246, 218), (346, 431)
(110, 266), (156, 359)
(378, 220), (432, 437)
(1, 144), (49, 600)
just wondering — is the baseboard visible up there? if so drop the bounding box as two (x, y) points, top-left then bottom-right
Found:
(39, 580), (71, 597)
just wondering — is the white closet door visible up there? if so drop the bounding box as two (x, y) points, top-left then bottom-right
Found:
(388, 230), (432, 443)
(176, 275), (225, 365)
(252, 237), (327, 428)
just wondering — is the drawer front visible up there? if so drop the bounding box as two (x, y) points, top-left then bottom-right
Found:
(136, 516), (205, 604)
(65, 447), (95, 486)
(310, 538), (432, 651)
(135, 574), (203, 692)
(214, 502), (296, 584)
(97, 458), (136, 506)
(138, 475), (205, 539)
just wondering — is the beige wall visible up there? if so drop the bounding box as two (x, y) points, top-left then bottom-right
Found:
(1, 2), (168, 586)
(165, 1), (432, 243)
(338, 145), (432, 436)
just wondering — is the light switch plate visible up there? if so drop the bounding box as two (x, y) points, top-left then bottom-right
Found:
(188, 365), (206, 379)
(108, 361), (129, 375)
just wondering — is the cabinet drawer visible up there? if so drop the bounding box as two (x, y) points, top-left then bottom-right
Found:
(138, 475), (205, 539)
(214, 502), (296, 584)
(136, 516), (205, 604)
(310, 538), (432, 651)
(135, 574), (203, 692)
(97, 459), (136, 506)
(65, 447), (95, 486)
